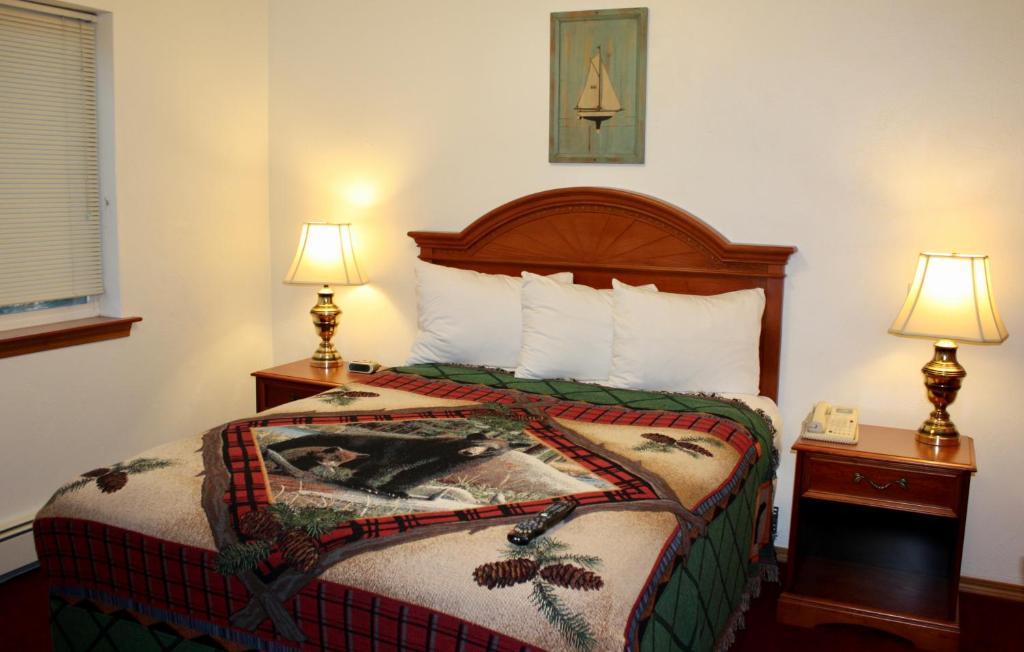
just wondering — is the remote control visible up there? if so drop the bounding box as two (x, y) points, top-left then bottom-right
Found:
(507, 500), (576, 545)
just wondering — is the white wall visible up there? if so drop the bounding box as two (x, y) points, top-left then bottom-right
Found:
(268, 0), (1023, 585)
(0, 0), (272, 567)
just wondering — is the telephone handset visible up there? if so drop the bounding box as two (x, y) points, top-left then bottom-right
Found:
(801, 401), (859, 444)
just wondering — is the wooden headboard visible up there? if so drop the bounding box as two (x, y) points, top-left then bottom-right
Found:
(408, 187), (796, 401)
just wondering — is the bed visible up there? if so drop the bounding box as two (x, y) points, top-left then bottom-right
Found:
(35, 187), (795, 651)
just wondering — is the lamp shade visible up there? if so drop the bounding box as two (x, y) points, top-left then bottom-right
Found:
(284, 222), (366, 286)
(889, 252), (1007, 343)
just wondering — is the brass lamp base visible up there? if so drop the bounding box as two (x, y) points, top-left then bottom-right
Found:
(916, 339), (965, 447)
(309, 285), (342, 368)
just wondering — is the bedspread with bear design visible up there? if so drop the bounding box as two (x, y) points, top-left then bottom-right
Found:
(35, 365), (777, 652)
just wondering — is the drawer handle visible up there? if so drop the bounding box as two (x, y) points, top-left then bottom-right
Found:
(852, 472), (908, 491)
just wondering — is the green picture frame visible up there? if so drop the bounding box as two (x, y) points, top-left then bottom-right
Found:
(549, 8), (648, 164)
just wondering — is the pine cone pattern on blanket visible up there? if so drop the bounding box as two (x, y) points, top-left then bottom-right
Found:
(641, 432), (714, 457)
(239, 510), (284, 541)
(641, 432), (676, 445)
(472, 559), (540, 589)
(539, 563), (604, 591)
(96, 471), (128, 493)
(280, 530), (320, 573)
(674, 440), (713, 457)
(81, 467), (111, 478)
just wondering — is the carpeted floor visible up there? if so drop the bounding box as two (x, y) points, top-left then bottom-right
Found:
(4, 565), (1021, 650)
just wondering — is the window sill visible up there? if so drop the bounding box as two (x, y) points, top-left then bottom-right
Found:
(0, 316), (142, 359)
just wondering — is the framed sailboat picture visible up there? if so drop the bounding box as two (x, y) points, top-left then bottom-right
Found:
(550, 8), (648, 163)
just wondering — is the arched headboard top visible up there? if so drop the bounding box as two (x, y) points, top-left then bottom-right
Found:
(408, 187), (796, 400)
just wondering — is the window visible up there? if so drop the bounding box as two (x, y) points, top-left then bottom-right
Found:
(0, 1), (102, 325)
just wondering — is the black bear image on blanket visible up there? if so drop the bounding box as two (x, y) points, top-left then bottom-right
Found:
(256, 418), (615, 514)
(264, 431), (511, 497)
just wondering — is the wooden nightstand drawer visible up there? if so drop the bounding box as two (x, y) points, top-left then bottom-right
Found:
(801, 453), (961, 517)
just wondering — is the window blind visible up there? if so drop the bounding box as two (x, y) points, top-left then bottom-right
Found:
(0, 2), (102, 308)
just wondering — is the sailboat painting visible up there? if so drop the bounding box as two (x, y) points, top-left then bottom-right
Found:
(550, 8), (648, 163)
(575, 46), (622, 130)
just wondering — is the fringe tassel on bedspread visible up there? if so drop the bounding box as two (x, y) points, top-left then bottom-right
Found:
(713, 560), (779, 652)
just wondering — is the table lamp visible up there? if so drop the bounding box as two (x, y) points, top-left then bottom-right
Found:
(889, 253), (1008, 446)
(284, 223), (366, 368)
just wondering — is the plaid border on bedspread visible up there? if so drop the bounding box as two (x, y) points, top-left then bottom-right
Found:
(37, 518), (536, 652)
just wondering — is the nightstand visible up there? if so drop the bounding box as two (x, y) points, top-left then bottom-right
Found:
(252, 359), (364, 411)
(778, 424), (976, 651)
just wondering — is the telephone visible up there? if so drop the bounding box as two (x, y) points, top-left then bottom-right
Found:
(801, 402), (859, 444)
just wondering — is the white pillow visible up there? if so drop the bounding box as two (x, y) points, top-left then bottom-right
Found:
(607, 281), (765, 395)
(407, 261), (572, 369)
(516, 273), (656, 381)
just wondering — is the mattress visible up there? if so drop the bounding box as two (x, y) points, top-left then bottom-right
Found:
(36, 364), (778, 651)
